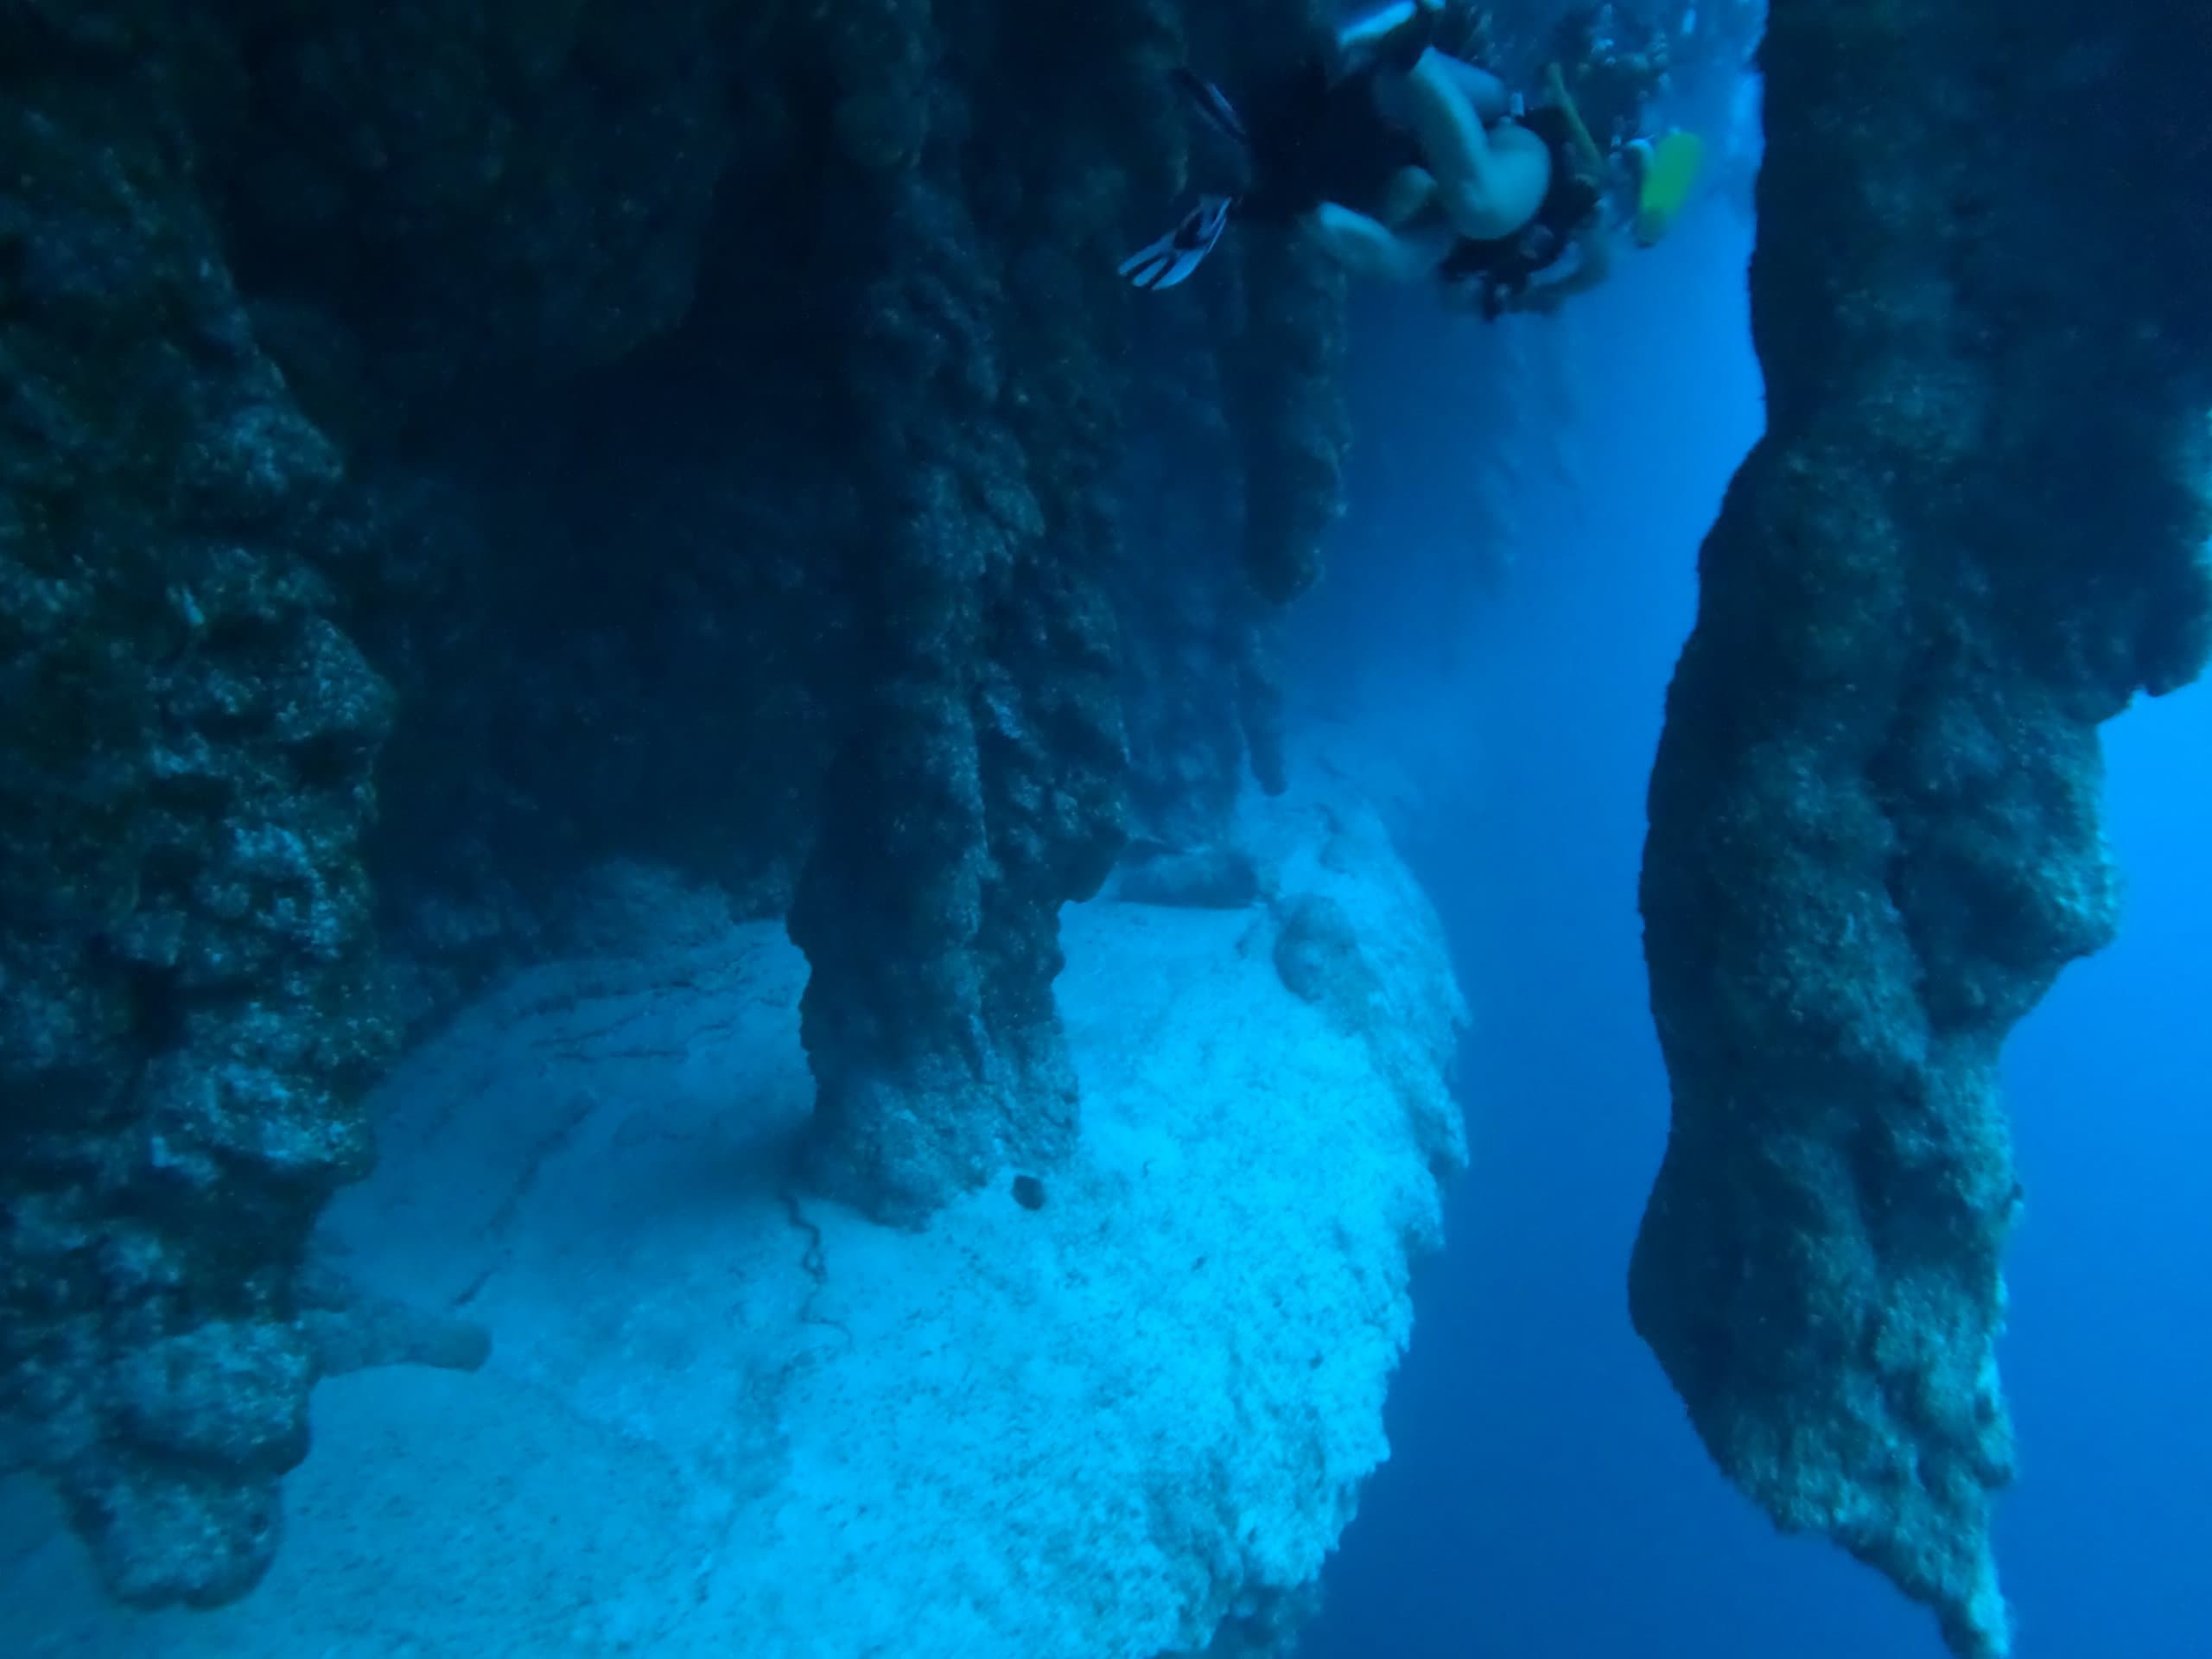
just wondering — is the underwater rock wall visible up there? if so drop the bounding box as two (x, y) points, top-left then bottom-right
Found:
(1117, 306), (1256, 845)
(785, 0), (1358, 1218)
(1197, 3), (1352, 613)
(1, 0), (1358, 1607)
(0, 19), (397, 1609)
(1113, 0), (1349, 839)
(1633, 3), (2212, 1656)
(1114, 284), (1307, 844)
(226, 0), (848, 988)
(784, 0), (1160, 1221)
(214, 0), (744, 404)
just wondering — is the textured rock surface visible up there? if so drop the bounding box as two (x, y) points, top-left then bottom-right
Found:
(1109, 0), (1352, 838)
(1192, 3), (1351, 611)
(779, 0), (1362, 1221)
(1632, 5), (2212, 1656)
(1116, 300), (1295, 843)
(787, 0), (1160, 1221)
(2, 0), (1363, 1599)
(0, 25), (397, 1610)
(1119, 842), (1267, 910)
(217, 0), (745, 397)
(1, 766), (1465, 1659)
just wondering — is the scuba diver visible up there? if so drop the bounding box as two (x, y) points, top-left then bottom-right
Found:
(1437, 57), (1702, 319)
(1119, 0), (1702, 320)
(1118, 0), (1487, 290)
(1426, 59), (1613, 318)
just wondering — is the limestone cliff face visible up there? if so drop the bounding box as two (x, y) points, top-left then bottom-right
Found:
(685, 0), (1355, 1220)
(0, 23), (397, 1604)
(781, 0), (1156, 1221)
(0, 0), (1357, 1608)
(1632, 5), (2212, 1656)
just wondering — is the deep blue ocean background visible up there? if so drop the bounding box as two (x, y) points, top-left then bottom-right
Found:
(1288, 198), (2211, 1656)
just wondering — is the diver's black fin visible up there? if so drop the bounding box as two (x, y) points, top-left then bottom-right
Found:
(1170, 68), (1249, 147)
(1117, 195), (1234, 291)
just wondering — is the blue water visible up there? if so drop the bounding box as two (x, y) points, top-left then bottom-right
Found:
(1294, 200), (2212, 1656)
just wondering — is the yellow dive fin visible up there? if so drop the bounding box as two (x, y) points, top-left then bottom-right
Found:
(1633, 130), (1706, 246)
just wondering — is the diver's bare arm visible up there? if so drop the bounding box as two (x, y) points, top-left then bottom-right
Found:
(1301, 202), (1442, 284)
(1510, 222), (1614, 313)
(1556, 220), (1614, 295)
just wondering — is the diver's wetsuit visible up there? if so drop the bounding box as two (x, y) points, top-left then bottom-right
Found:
(1230, 54), (1426, 230)
(1120, 51), (1426, 289)
(1128, 8), (1574, 296)
(1435, 105), (1604, 316)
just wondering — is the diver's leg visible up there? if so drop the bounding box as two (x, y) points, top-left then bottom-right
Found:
(1428, 57), (1510, 125)
(1402, 48), (1499, 229)
(1369, 47), (1505, 127)
(1300, 201), (1446, 283)
(1373, 54), (1509, 144)
(1405, 48), (1549, 239)
(1376, 165), (1438, 229)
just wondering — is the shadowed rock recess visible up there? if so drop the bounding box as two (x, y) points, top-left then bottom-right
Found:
(0, 0), (1350, 1612)
(1633, 5), (2212, 1657)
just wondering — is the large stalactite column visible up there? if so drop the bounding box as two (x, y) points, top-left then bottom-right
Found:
(787, 0), (1140, 1225)
(0, 66), (396, 1608)
(1632, 4), (2211, 1656)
